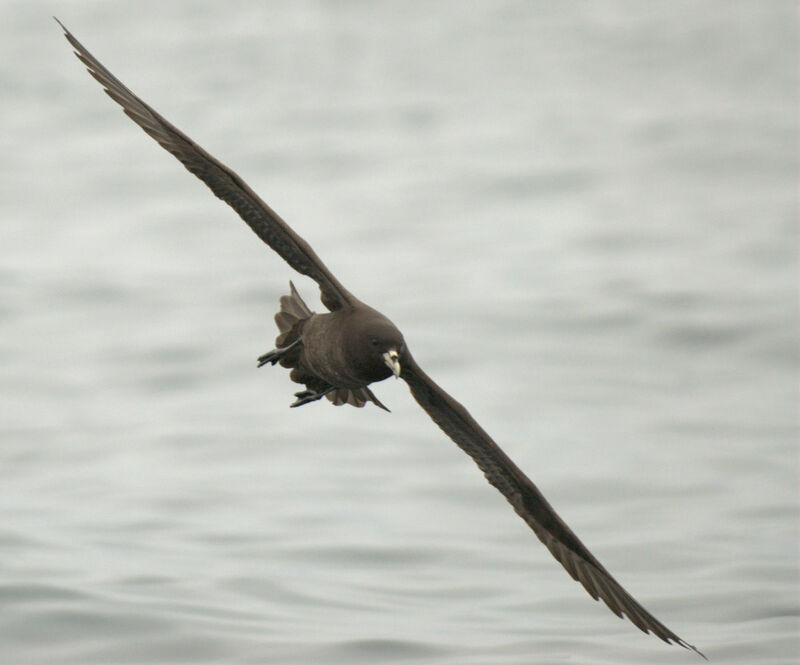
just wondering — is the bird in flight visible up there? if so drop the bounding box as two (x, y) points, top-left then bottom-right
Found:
(57, 19), (704, 659)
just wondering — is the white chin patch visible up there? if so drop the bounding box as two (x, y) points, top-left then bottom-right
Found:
(382, 350), (401, 378)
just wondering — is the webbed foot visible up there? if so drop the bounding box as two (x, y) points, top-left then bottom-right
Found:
(290, 386), (335, 408)
(257, 337), (302, 367)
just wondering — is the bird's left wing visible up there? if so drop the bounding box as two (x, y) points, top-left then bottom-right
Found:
(57, 19), (354, 312)
(400, 354), (704, 658)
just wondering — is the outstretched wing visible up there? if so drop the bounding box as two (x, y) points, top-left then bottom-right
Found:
(57, 19), (354, 312)
(401, 354), (705, 659)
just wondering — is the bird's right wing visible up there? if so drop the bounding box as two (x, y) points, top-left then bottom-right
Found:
(401, 354), (704, 658)
(57, 19), (354, 312)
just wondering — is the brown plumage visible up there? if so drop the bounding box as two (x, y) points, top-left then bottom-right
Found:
(57, 19), (704, 659)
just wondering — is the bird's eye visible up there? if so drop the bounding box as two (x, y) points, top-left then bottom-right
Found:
(370, 338), (379, 347)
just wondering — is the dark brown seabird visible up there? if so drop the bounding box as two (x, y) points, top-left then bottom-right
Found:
(57, 19), (705, 659)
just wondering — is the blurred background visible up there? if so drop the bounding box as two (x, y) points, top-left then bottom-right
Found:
(1, 1), (796, 663)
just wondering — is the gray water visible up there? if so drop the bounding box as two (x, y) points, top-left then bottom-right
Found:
(1, 2), (797, 663)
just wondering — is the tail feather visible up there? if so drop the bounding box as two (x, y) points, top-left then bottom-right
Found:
(326, 386), (390, 412)
(275, 281), (313, 347)
(279, 282), (313, 321)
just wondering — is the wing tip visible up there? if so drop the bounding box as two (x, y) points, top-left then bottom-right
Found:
(54, 16), (77, 46)
(677, 639), (707, 661)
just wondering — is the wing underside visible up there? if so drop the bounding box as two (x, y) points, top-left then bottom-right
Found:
(58, 19), (352, 312)
(401, 354), (704, 658)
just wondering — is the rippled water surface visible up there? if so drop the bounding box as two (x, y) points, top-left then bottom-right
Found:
(1, 2), (797, 663)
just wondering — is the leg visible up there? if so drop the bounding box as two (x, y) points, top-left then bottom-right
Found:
(257, 336), (302, 367)
(290, 386), (336, 408)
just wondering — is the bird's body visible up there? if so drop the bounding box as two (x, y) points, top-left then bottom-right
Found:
(262, 283), (402, 409)
(58, 19), (704, 659)
(299, 304), (400, 389)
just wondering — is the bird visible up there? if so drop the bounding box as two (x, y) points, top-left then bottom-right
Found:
(57, 18), (704, 659)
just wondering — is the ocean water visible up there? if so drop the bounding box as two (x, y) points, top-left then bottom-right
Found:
(0, 1), (797, 663)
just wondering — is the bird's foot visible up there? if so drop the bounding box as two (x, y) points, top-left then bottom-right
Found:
(257, 337), (302, 367)
(290, 387), (335, 408)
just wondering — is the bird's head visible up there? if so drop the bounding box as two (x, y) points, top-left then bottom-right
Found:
(371, 335), (403, 379)
(350, 312), (406, 383)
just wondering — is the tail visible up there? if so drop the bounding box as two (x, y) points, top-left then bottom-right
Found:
(274, 281), (313, 347)
(327, 386), (390, 412)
